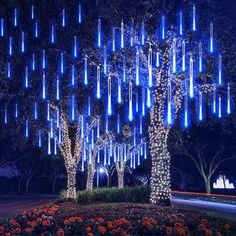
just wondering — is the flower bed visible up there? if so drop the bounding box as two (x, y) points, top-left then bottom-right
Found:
(0, 203), (235, 235)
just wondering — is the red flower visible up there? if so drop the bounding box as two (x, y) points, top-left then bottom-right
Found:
(0, 226), (4, 233)
(56, 228), (65, 236)
(86, 227), (92, 232)
(97, 226), (106, 234)
(224, 224), (231, 230)
(25, 227), (33, 233)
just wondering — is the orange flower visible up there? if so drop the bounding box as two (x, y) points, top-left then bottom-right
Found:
(56, 228), (65, 236)
(42, 220), (50, 227)
(204, 229), (213, 236)
(97, 226), (106, 234)
(25, 227), (33, 233)
(64, 219), (70, 225)
(166, 227), (173, 235)
(201, 219), (208, 225)
(198, 224), (206, 231)
(107, 221), (113, 229)
(87, 233), (93, 236)
(224, 224), (231, 230)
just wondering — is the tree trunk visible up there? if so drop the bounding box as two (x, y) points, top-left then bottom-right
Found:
(86, 164), (95, 191)
(205, 177), (211, 194)
(66, 166), (77, 199)
(52, 178), (56, 194)
(17, 178), (22, 194)
(25, 179), (30, 194)
(117, 170), (124, 189)
(115, 161), (125, 189)
(107, 175), (110, 188)
(149, 123), (171, 206)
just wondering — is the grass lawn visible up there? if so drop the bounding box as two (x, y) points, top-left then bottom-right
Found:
(0, 201), (236, 235)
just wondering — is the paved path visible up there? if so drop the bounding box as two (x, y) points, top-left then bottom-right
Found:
(172, 197), (236, 221)
(0, 195), (58, 218)
(0, 195), (236, 221)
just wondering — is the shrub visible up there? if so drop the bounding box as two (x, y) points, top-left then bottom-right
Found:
(60, 186), (151, 204)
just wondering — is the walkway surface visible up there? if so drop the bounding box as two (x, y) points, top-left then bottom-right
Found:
(172, 197), (236, 221)
(0, 195), (235, 221)
(0, 195), (58, 218)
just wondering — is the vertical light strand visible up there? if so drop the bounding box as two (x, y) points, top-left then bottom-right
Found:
(51, 25), (55, 43)
(35, 22), (39, 38)
(84, 55), (88, 85)
(189, 55), (194, 98)
(21, 32), (25, 53)
(161, 15), (165, 40)
(60, 52), (64, 74)
(121, 20), (124, 48)
(218, 54), (222, 85)
(0, 18), (4, 37)
(14, 8), (17, 27)
(62, 9), (66, 27)
(148, 46), (153, 87)
(213, 85), (216, 114)
(7, 62), (11, 79)
(73, 36), (78, 58)
(210, 23), (213, 53)
(118, 78), (122, 103)
(71, 64), (75, 87)
(25, 119), (29, 138)
(103, 45), (107, 74)
(42, 71), (46, 99)
(78, 4), (82, 23)
(105, 114), (108, 133)
(48, 132), (51, 155)
(156, 51), (160, 68)
(71, 94), (75, 121)
(4, 108), (8, 124)
(31, 5), (35, 20)
(184, 93), (188, 128)
(54, 137), (57, 155)
(199, 92), (203, 121)
(218, 95), (222, 118)
(15, 103), (18, 118)
(87, 96), (91, 116)
(112, 28), (115, 52)
(128, 80), (133, 121)
(9, 37), (12, 56)
(167, 82), (172, 125)
(146, 88), (151, 108)
(227, 83), (231, 114)
(142, 87), (145, 116)
(97, 19), (101, 47)
(56, 76), (60, 100)
(179, 11), (183, 35)
(172, 39), (176, 73)
(141, 21), (145, 45)
(108, 76), (112, 115)
(182, 40), (185, 71)
(97, 118), (100, 138)
(38, 130), (42, 147)
(25, 66), (29, 88)
(32, 53), (35, 71)
(135, 47), (139, 86)
(34, 102), (38, 120)
(96, 66), (101, 99)
(192, 4), (196, 31)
